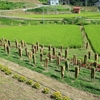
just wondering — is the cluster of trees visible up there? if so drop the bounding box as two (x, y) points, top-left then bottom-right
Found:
(61, 0), (98, 6)
(40, 0), (98, 6)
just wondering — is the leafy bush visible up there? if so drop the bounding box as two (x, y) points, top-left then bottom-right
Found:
(32, 82), (41, 89)
(62, 96), (70, 100)
(26, 79), (33, 85)
(42, 88), (50, 94)
(5, 69), (12, 75)
(12, 74), (20, 79)
(51, 91), (62, 100)
(1, 66), (9, 72)
(18, 76), (27, 82)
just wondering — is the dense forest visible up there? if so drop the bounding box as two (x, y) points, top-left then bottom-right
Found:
(39, 0), (98, 6)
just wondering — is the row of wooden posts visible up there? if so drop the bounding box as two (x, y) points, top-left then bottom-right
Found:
(0, 38), (97, 81)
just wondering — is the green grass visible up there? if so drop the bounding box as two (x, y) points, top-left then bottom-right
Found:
(0, 25), (82, 48)
(11, 12), (100, 19)
(84, 25), (100, 55)
(27, 5), (70, 13)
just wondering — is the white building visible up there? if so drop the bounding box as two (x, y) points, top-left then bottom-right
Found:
(48, 0), (59, 5)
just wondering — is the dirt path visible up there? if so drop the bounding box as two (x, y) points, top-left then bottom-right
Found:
(0, 57), (100, 100)
(0, 69), (51, 100)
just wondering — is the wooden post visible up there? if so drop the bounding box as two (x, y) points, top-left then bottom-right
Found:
(32, 44), (34, 49)
(44, 57), (49, 68)
(91, 67), (95, 82)
(32, 54), (36, 65)
(25, 47), (28, 56)
(34, 46), (37, 54)
(52, 47), (56, 56)
(77, 59), (81, 71)
(21, 40), (24, 48)
(65, 49), (68, 59)
(93, 62), (97, 68)
(61, 65), (65, 79)
(84, 54), (87, 64)
(6, 45), (10, 55)
(48, 52), (52, 62)
(40, 45), (44, 53)
(48, 45), (51, 51)
(86, 42), (89, 49)
(60, 45), (63, 53)
(58, 52), (62, 58)
(40, 53), (43, 62)
(88, 51), (91, 59)
(94, 53), (98, 61)
(56, 56), (60, 67)
(15, 39), (18, 48)
(65, 60), (69, 71)
(36, 42), (39, 51)
(4, 43), (7, 52)
(8, 40), (11, 47)
(18, 48), (22, 58)
(75, 66), (79, 79)
(28, 51), (32, 61)
(32, 48), (35, 54)
(73, 55), (77, 65)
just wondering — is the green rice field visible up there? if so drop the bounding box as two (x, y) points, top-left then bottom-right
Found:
(10, 12), (100, 19)
(85, 25), (100, 55)
(0, 25), (82, 48)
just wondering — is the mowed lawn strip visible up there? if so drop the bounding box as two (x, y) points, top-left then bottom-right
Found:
(0, 25), (82, 48)
(85, 25), (100, 55)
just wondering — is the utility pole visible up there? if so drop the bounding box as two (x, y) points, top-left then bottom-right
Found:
(85, 0), (88, 6)
(42, 7), (44, 24)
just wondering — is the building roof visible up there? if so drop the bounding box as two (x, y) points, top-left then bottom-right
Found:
(73, 7), (81, 10)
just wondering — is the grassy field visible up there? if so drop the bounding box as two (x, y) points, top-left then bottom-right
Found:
(0, 25), (82, 48)
(4, 12), (100, 19)
(0, 42), (100, 95)
(84, 25), (100, 55)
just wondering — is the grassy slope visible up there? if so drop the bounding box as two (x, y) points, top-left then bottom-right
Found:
(0, 25), (82, 48)
(84, 25), (100, 55)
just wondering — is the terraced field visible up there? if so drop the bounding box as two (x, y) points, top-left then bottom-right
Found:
(84, 25), (100, 55)
(0, 25), (82, 48)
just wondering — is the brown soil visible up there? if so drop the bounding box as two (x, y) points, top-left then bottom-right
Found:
(0, 71), (51, 100)
(0, 57), (100, 100)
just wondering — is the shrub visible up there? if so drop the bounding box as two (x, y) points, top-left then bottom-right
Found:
(26, 79), (33, 85)
(51, 91), (62, 100)
(18, 76), (27, 82)
(32, 82), (41, 89)
(5, 69), (12, 75)
(42, 88), (50, 94)
(1, 66), (9, 72)
(62, 96), (70, 100)
(12, 74), (20, 79)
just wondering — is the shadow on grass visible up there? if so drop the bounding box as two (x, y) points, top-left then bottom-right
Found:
(55, 69), (61, 72)
(69, 69), (75, 72)
(51, 74), (60, 80)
